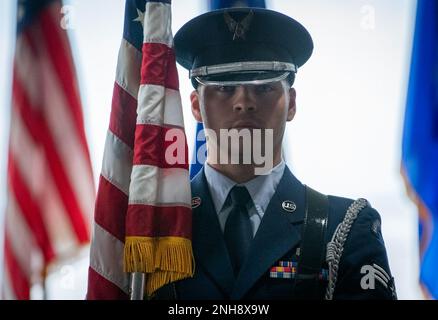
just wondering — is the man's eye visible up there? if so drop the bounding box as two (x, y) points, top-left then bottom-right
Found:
(216, 86), (235, 93)
(255, 84), (274, 93)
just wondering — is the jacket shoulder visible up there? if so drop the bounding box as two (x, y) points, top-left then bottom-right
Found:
(322, 194), (396, 299)
(325, 195), (381, 234)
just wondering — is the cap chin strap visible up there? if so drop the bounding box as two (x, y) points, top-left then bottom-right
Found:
(194, 71), (291, 87)
(190, 61), (297, 78)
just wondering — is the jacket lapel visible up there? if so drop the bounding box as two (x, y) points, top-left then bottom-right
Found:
(190, 168), (235, 297)
(231, 167), (305, 299)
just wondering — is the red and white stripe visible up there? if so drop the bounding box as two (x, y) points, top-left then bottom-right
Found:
(86, 37), (139, 299)
(3, 1), (95, 299)
(87, 1), (191, 299)
(127, 1), (191, 242)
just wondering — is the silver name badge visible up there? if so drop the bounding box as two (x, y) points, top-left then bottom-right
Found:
(282, 200), (296, 213)
(191, 197), (202, 209)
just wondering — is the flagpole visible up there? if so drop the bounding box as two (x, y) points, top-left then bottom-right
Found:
(129, 272), (146, 300)
(41, 267), (48, 300)
(42, 279), (47, 300)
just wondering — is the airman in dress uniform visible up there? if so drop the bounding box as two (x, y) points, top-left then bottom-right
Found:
(154, 7), (397, 300)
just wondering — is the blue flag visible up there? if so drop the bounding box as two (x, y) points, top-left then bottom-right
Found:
(189, 0), (266, 179)
(402, 0), (438, 299)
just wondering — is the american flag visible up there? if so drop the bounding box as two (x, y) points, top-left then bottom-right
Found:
(87, 0), (193, 299)
(3, 0), (95, 299)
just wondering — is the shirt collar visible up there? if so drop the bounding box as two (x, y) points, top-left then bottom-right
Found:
(204, 161), (286, 215)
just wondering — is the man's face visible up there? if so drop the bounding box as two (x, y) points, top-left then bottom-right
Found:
(191, 80), (296, 165)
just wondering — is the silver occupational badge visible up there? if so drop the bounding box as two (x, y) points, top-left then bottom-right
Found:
(371, 219), (381, 235)
(282, 200), (296, 213)
(224, 10), (254, 40)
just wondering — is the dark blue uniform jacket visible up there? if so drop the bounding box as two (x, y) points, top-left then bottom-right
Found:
(154, 166), (396, 300)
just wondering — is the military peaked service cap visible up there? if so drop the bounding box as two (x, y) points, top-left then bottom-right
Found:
(174, 7), (313, 88)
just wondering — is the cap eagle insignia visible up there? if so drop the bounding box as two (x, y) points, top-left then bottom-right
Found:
(223, 10), (254, 41)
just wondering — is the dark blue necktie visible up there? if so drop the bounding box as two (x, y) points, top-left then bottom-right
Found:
(224, 186), (253, 275)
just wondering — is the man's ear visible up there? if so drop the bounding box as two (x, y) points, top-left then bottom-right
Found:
(190, 90), (203, 122)
(287, 87), (297, 121)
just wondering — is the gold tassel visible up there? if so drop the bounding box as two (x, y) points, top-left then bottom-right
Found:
(124, 236), (195, 297)
(146, 270), (189, 297)
(154, 237), (194, 273)
(124, 236), (156, 273)
(146, 237), (194, 296)
(148, 237), (195, 296)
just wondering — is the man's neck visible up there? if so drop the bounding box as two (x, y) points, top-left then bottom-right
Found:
(207, 153), (282, 183)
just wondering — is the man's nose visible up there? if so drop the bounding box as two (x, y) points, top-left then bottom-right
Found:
(232, 86), (256, 113)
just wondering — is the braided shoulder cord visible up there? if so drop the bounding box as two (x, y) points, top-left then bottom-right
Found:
(324, 198), (369, 300)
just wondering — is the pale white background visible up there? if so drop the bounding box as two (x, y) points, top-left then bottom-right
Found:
(0, 0), (423, 299)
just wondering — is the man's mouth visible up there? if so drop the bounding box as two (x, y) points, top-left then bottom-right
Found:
(230, 121), (261, 130)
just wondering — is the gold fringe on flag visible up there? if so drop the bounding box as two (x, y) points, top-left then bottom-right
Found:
(124, 236), (155, 273)
(124, 236), (195, 297)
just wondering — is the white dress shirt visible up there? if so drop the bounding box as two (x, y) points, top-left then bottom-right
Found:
(203, 160), (286, 237)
